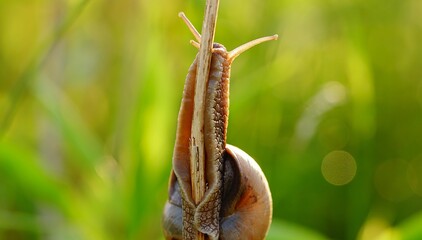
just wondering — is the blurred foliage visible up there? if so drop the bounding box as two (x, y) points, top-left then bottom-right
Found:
(1, 0), (422, 239)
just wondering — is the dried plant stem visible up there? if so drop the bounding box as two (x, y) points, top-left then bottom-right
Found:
(190, 0), (220, 239)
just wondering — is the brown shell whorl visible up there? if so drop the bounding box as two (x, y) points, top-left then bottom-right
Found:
(162, 144), (272, 240)
(219, 144), (272, 239)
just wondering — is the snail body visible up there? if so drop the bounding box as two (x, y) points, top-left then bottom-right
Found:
(162, 13), (276, 240)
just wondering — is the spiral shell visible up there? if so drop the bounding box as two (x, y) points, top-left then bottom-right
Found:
(162, 144), (272, 240)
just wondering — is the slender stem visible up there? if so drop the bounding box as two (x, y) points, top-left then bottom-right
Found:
(190, 0), (219, 238)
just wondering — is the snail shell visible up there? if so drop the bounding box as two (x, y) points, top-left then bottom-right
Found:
(163, 144), (272, 240)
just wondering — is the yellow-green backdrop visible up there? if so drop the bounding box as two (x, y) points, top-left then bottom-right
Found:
(1, 0), (422, 239)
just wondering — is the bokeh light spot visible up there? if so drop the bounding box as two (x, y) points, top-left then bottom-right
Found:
(322, 81), (347, 104)
(321, 150), (357, 186)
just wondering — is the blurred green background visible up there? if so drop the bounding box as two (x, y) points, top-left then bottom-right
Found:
(1, 0), (422, 239)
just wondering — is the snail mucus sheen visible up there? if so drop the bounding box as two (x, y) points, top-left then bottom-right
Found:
(162, 13), (277, 240)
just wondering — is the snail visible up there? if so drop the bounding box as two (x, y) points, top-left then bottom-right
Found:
(162, 13), (277, 240)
